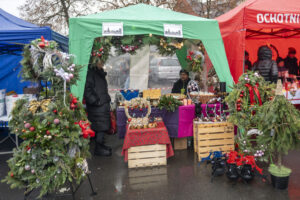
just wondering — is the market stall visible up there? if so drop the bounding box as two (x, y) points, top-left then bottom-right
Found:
(217, 0), (300, 83)
(69, 3), (233, 100)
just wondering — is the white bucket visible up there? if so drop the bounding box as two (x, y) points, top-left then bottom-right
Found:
(0, 89), (5, 116)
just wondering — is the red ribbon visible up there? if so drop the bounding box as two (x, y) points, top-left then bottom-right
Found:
(244, 83), (262, 106)
(253, 83), (262, 106)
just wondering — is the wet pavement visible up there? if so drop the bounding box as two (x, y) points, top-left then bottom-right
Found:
(0, 134), (299, 200)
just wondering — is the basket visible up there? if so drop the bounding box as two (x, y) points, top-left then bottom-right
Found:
(198, 95), (217, 104)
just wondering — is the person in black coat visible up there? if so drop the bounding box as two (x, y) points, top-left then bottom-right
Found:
(252, 45), (278, 83)
(171, 69), (191, 95)
(84, 61), (112, 156)
(284, 47), (299, 77)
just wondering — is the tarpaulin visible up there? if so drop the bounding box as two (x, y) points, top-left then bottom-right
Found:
(0, 9), (68, 93)
(69, 4), (233, 101)
(217, 0), (300, 82)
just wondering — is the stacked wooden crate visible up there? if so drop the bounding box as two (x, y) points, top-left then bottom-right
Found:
(128, 144), (167, 168)
(193, 121), (234, 161)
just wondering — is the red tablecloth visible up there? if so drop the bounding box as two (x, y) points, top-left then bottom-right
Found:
(122, 121), (174, 161)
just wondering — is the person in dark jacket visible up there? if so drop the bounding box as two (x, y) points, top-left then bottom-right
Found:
(84, 61), (112, 156)
(284, 47), (299, 77)
(252, 45), (278, 83)
(244, 51), (252, 71)
(171, 69), (191, 95)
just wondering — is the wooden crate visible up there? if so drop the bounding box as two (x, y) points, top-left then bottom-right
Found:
(193, 122), (234, 161)
(174, 137), (187, 150)
(128, 144), (167, 168)
(128, 167), (167, 190)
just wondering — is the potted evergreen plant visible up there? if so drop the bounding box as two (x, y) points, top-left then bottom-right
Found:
(257, 81), (300, 189)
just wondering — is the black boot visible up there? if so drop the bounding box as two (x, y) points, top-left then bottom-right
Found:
(94, 143), (112, 157)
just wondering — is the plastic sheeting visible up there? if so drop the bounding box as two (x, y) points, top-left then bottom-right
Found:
(69, 4), (233, 100)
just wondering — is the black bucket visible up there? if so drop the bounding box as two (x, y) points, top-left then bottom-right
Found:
(271, 174), (290, 190)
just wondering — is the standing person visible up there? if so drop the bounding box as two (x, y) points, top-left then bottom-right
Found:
(171, 69), (191, 95)
(84, 60), (112, 157)
(277, 57), (289, 82)
(252, 45), (278, 83)
(244, 51), (252, 71)
(284, 47), (299, 78)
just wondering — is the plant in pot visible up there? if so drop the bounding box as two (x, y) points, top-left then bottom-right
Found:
(257, 81), (300, 189)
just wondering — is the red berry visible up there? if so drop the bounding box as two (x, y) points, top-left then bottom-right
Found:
(237, 107), (241, 111)
(240, 94), (244, 98)
(241, 91), (244, 94)
(10, 172), (14, 177)
(46, 130), (51, 135)
(29, 127), (35, 132)
(53, 109), (57, 113)
(237, 99), (241, 103)
(128, 118), (132, 122)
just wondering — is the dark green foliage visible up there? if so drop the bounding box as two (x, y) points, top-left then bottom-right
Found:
(257, 95), (300, 170)
(158, 95), (183, 112)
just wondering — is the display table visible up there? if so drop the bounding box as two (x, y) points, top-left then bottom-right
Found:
(117, 104), (224, 138)
(285, 90), (300, 105)
(122, 121), (174, 162)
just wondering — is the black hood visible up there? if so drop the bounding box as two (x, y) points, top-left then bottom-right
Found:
(257, 46), (272, 60)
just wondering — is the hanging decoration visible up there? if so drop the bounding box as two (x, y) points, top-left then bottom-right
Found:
(186, 51), (202, 72)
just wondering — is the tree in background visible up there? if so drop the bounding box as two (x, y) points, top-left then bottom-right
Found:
(19, 0), (177, 35)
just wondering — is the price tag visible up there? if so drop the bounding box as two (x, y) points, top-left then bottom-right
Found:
(164, 24), (183, 38)
(102, 22), (123, 36)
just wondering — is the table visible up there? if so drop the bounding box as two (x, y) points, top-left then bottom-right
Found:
(121, 121), (174, 161)
(285, 90), (300, 105)
(117, 104), (224, 138)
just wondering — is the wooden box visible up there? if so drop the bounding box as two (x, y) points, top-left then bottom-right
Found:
(128, 144), (167, 168)
(193, 122), (234, 161)
(174, 138), (187, 150)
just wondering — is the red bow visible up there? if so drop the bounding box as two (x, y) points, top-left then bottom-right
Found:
(75, 120), (95, 139)
(244, 83), (262, 106)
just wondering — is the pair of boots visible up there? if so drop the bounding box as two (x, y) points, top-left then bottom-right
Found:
(95, 142), (112, 156)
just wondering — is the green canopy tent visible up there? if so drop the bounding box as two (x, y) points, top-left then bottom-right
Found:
(69, 4), (233, 100)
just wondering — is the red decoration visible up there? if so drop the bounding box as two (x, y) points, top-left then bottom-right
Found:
(237, 99), (241, 103)
(29, 127), (35, 132)
(10, 172), (14, 177)
(128, 118), (132, 122)
(239, 94), (244, 98)
(75, 121), (95, 139)
(226, 151), (263, 175)
(245, 83), (262, 106)
(53, 109), (57, 114)
(188, 51), (194, 56)
(46, 130), (51, 135)
(237, 107), (241, 111)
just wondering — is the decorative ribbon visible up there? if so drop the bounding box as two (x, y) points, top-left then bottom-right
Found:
(55, 68), (68, 106)
(75, 121), (95, 139)
(28, 99), (51, 114)
(244, 83), (262, 106)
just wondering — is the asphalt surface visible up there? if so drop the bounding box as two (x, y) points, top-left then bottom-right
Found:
(0, 134), (299, 200)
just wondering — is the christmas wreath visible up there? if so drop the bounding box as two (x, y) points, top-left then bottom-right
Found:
(225, 71), (275, 158)
(2, 37), (93, 198)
